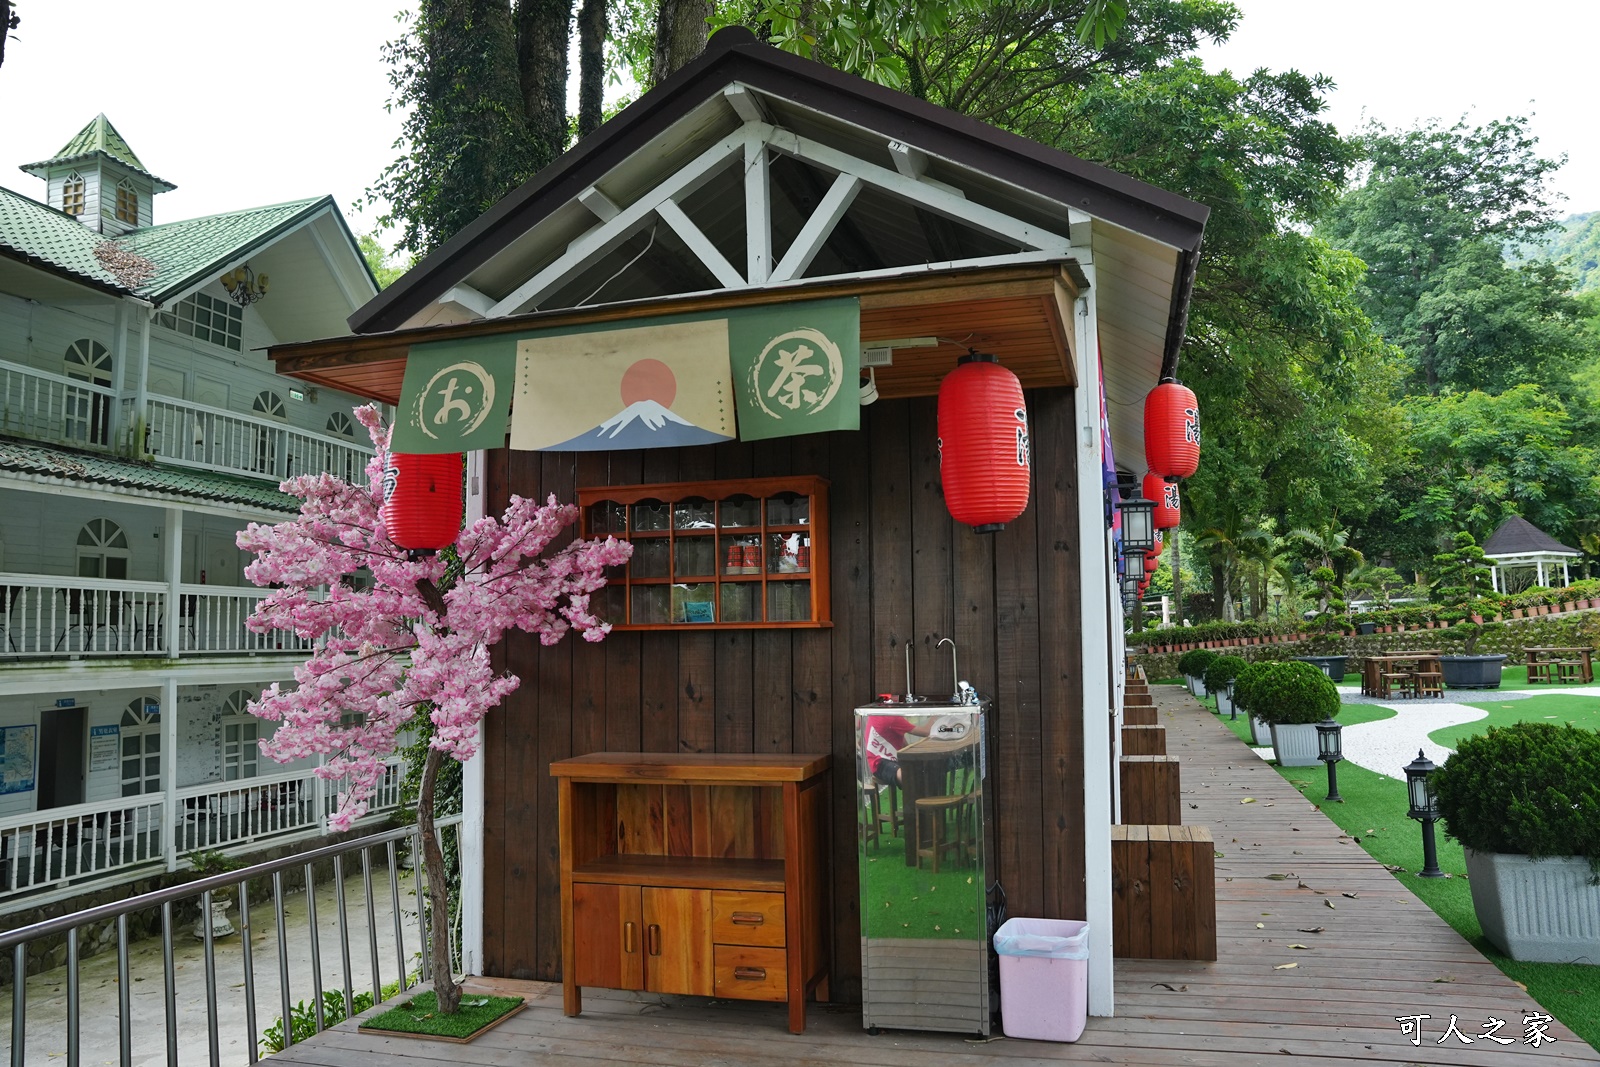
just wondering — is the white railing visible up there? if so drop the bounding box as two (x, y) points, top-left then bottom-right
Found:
(173, 582), (316, 655)
(0, 575), (165, 656)
(1, 759), (405, 902)
(142, 395), (372, 484)
(0, 361), (119, 452)
(0, 574), (309, 658)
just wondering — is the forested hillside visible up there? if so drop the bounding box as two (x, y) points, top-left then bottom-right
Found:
(1522, 211), (1600, 293)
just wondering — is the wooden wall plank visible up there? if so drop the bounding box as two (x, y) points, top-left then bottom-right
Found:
(677, 445), (718, 753)
(714, 442), (755, 753)
(604, 451), (644, 753)
(481, 444), (512, 978)
(907, 396), (954, 697)
(532, 451), (572, 981)
(868, 401), (914, 697)
(751, 438), (795, 754)
(639, 451), (681, 753)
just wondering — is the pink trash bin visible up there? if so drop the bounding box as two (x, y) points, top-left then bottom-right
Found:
(993, 917), (1089, 1042)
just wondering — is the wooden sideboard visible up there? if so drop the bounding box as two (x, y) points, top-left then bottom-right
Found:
(551, 752), (831, 1033)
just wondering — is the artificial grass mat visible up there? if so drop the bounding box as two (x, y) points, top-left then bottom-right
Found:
(1433, 692), (1600, 749)
(360, 990), (524, 1039)
(1202, 698), (1600, 1050)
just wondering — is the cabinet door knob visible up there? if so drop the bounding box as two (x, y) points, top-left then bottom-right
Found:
(647, 923), (661, 956)
(623, 921), (636, 954)
(733, 967), (767, 981)
(730, 912), (764, 926)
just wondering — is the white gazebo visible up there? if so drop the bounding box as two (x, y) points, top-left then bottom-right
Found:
(1483, 515), (1581, 592)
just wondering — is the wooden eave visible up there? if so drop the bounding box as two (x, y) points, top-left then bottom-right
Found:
(270, 262), (1080, 408)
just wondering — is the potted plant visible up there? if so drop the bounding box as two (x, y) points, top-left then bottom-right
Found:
(1177, 649), (1218, 697)
(1203, 654), (1248, 717)
(1432, 722), (1600, 962)
(188, 849), (240, 941)
(1437, 619), (1508, 689)
(1231, 661), (1277, 746)
(1250, 661), (1340, 766)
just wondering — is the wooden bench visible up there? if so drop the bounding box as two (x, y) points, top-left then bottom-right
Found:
(1122, 724), (1166, 756)
(1112, 824), (1217, 961)
(1120, 755), (1180, 825)
(1124, 705), (1158, 726)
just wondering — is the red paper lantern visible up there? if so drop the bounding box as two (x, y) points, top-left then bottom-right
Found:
(381, 452), (464, 551)
(937, 353), (1030, 533)
(1144, 382), (1200, 478)
(1144, 472), (1181, 530)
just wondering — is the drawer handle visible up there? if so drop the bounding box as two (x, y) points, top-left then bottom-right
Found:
(624, 921), (636, 954)
(733, 966), (767, 981)
(647, 924), (661, 956)
(730, 912), (765, 926)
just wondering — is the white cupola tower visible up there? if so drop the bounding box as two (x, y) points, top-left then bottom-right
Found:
(20, 114), (176, 236)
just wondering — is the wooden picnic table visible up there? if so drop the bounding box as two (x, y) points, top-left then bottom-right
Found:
(1523, 646), (1594, 684)
(1360, 653), (1444, 698)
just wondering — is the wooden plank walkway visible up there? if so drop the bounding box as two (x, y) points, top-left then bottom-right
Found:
(273, 685), (1599, 1066)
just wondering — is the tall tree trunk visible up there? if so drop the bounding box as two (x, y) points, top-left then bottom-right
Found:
(418, 745), (460, 1013)
(576, 0), (607, 138)
(1172, 535), (1183, 623)
(650, 0), (713, 86)
(517, 0), (574, 164)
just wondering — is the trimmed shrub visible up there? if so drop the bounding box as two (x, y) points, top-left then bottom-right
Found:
(1433, 722), (1600, 872)
(1202, 654), (1248, 694)
(1176, 648), (1218, 679)
(1231, 661), (1276, 715)
(1249, 661), (1340, 725)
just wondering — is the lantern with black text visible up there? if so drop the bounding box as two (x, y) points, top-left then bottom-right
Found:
(381, 452), (464, 551)
(937, 352), (1030, 533)
(1144, 472), (1181, 530)
(1144, 381), (1200, 478)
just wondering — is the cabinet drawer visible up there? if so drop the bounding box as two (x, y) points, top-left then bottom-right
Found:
(713, 946), (788, 1001)
(711, 891), (785, 947)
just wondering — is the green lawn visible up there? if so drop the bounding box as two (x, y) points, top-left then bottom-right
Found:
(1204, 694), (1600, 1050)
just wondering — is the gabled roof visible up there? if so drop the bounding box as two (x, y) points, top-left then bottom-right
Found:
(20, 114), (177, 192)
(1483, 515), (1579, 558)
(0, 439), (296, 516)
(0, 188), (335, 304)
(350, 26), (1208, 346)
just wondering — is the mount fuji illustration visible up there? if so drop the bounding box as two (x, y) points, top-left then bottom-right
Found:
(546, 398), (732, 451)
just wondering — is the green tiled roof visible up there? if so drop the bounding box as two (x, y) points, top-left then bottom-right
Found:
(0, 440), (297, 513)
(0, 187), (329, 302)
(20, 114), (176, 191)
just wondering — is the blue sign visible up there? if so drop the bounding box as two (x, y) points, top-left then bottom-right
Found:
(55, 698), (77, 708)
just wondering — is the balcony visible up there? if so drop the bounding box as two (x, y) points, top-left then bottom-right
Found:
(0, 358), (372, 484)
(0, 760), (403, 904)
(0, 575), (311, 659)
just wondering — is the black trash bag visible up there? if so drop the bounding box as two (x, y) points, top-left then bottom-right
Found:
(986, 881), (1006, 1028)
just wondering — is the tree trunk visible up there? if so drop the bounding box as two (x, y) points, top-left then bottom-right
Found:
(418, 745), (460, 1013)
(650, 0), (713, 86)
(516, 0), (574, 164)
(1172, 535), (1183, 623)
(0, 1), (15, 72)
(576, 0), (607, 138)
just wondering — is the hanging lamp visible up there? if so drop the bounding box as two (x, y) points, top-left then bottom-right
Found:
(381, 452), (465, 552)
(937, 351), (1030, 533)
(1144, 381), (1200, 478)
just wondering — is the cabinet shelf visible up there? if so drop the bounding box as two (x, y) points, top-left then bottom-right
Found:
(571, 854), (785, 891)
(579, 477), (830, 630)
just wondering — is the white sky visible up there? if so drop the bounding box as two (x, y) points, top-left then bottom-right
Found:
(0, 0), (1594, 261)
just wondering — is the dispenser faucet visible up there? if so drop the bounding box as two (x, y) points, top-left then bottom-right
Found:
(937, 637), (981, 706)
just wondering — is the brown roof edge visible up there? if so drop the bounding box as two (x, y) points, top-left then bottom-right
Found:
(349, 27), (1208, 337)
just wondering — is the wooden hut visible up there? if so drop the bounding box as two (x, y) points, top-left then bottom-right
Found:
(269, 27), (1208, 1026)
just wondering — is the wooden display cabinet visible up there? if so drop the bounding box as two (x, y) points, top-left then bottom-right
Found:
(577, 477), (829, 629)
(551, 753), (832, 1033)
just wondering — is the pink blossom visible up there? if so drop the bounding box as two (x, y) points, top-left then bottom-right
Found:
(239, 406), (631, 830)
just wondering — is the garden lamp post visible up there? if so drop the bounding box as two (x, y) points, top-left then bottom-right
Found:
(1117, 496), (1156, 553)
(1315, 717), (1343, 802)
(1403, 749), (1445, 877)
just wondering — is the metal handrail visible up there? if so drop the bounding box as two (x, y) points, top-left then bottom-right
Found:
(3, 814), (462, 1067)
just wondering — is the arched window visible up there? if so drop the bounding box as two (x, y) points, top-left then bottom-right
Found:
(115, 178), (139, 224)
(325, 411), (355, 438)
(220, 690), (260, 781)
(120, 696), (161, 797)
(62, 173), (85, 216)
(64, 339), (113, 446)
(252, 391), (287, 420)
(77, 518), (129, 580)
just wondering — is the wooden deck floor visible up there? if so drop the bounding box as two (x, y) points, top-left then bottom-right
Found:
(274, 685), (1599, 1066)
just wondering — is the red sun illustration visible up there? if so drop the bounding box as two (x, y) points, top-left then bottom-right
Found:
(619, 358), (677, 408)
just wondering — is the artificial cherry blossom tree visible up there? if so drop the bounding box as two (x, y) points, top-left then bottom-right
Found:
(237, 405), (631, 1012)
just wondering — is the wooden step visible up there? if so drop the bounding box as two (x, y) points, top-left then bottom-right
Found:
(1120, 755), (1180, 825)
(1121, 723), (1166, 756)
(1112, 824), (1217, 961)
(1124, 705), (1158, 726)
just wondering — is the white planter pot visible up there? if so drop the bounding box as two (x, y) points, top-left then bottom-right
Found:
(1187, 675), (1208, 698)
(1464, 849), (1600, 963)
(193, 897), (236, 941)
(1269, 722), (1320, 767)
(1250, 715), (1272, 747)
(1216, 687), (1234, 716)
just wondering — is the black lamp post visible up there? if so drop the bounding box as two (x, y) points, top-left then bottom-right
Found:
(1124, 550), (1146, 583)
(1403, 749), (1445, 877)
(1315, 717), (1343, 802)
(1117, 496), (1157, 553)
